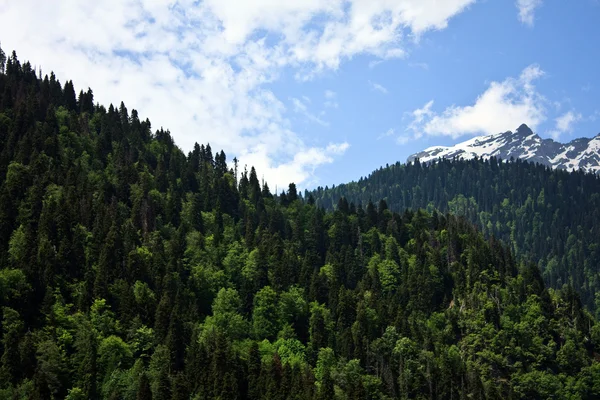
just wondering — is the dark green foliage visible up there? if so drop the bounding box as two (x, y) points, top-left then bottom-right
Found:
(309, 157), (600, 312)
(0, 43), (6, 73)
(137, 372), (152, 400)
(0, 46), (599, 399)
(0, 307), (23, 385)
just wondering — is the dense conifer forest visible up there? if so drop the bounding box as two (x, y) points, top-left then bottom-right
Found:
(309, 158), (600, 313)
(1, 46), (600, 399)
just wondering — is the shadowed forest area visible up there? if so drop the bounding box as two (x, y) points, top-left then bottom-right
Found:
(309, 158), (600, 313)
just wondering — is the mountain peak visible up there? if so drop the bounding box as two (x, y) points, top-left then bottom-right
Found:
(515, 124), (534, 137)
(408, 125), (600, 174)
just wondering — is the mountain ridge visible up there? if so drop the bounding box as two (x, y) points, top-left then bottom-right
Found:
(408, 124), (600, 174)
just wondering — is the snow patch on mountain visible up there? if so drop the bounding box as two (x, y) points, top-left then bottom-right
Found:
(407, 124), (600, 174)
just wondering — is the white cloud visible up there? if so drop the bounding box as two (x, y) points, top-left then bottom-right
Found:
(377, 128), (412, 145)
(517, 0), (543, 26)
(0, 0), (475, 188)
(396, 135), (411, 145)
(378, 128), (396, 140)
(405, 100), (434, 138)
(548, 111), (582, 140)
(242, 141), (350, 190)
(409, 62), (429, 70)
(291, 97), (308, 113)
(410, 100), (435, 124)
(291, 97), (329, 126)
(369, 59), (385, 69)
(324, 90), (339, 108)
(326, 142), (351, 154)
(407, 65), (547, 139)
(556, 111), (581, 132)
(369, 80), (389, 94)
(325, 90), (337, 99)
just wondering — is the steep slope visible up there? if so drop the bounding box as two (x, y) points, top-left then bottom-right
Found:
(408, 124), (600, 174)
(309, 157), (600, 312)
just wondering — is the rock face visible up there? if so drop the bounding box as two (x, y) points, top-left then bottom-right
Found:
(407, 124), (600, 174)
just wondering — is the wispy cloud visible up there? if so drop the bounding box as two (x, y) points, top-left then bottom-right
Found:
(548, 111), (582, 140)
(378, 128), (396, 140)
(291, 97), (329, 127)
(517, 0), (543, 26)
(324, 90), (339, 109)
(407, 65), (547, 139)
(369, 60), (385, 69)
(0, 0), (476, 187)
(396, 135), (411, 145)
(409, 62), (429, 70)
(556, 111), (581, 132)
(406, 100), (435, 138)
(378, 128), (413, 145)
(369, 80), (389, 94)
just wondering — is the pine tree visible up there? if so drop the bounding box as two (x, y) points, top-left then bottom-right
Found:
(0, 42), (6, 73)
(63, 80), (77, 111)
(73, 321), (98, 399)
(247, 342), (261, 400)
(137, 372), (152, 400)
(0, 307), (24, 386)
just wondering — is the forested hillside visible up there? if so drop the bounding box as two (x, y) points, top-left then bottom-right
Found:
(309, 158), (600, 313)
(2, 47), (600, 399)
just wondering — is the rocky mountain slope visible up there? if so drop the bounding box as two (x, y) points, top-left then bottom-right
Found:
(408, 124), (600, 173)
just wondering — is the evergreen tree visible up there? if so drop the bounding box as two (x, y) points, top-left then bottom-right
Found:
(0, 307), (23, 386)
(64, 80), (77, 111)
(0, 42), (6, 73)
(137, 372), (152, 400)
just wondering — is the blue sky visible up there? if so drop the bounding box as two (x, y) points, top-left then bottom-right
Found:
(1, 0), (599, 189)
(271, 0), (600, 186)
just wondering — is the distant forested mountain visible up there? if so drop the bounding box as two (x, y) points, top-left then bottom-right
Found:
(309, 157), (600, 313)
(2, 45), (600, 399)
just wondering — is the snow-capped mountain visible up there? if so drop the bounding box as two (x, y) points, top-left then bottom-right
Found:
(407, 124), (600, 174)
